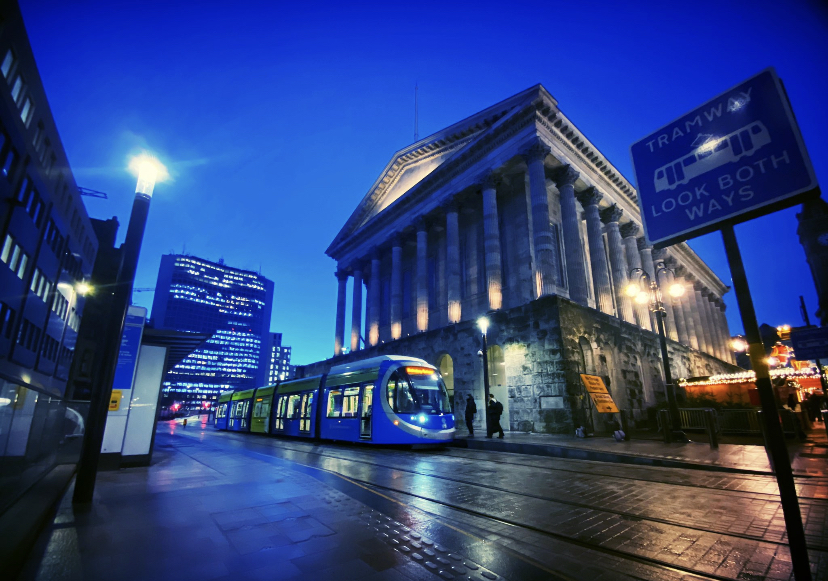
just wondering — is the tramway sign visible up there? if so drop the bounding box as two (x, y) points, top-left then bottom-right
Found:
(630, 68), (817, 247)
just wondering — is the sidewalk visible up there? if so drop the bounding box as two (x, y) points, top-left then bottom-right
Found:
(451, 427), (828, 476)
(16, 429), (554, 581)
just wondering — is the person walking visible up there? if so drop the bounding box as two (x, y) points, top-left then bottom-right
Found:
(487, 394), (504, 438)
(465, 394), (477, 436)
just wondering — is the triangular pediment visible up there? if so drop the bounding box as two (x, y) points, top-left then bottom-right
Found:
(327, 85), (550, 256)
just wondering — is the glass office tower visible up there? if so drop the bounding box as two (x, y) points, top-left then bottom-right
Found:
(151, 254), (274, 408)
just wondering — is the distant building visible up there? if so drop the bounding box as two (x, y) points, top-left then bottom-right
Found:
(265, 332), (293, 383)
(151, 254), (274, 406)
(0, 0), (99, 518)
(797, 196), (828, 326)
(305, 84), (739, 435)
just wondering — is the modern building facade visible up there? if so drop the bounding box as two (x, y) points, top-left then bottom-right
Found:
(151, 254), (274, 406)
(265, 332), (293, 384)
(305, 84), (739, 434)
(0, 0), (98, 516)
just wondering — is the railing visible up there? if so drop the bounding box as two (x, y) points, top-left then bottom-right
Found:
(656, 408), (800, 437)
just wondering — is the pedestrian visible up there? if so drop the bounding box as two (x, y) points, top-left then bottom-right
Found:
(465, 394), (477, 436)
(487, 394), (504, 439)
(809, 392), (824, 422)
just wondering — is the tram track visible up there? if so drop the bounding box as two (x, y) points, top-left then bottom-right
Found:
(206, 430), (828, 553)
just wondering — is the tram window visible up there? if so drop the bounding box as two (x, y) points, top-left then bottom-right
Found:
(253, 400), (263, 417)
(715, 140), (728, 152)
(683, 156), (696, 167)
(259, 400), (270, 419)
(287, 394), (301, 419)
(327, 389), (343, 418)
(665, 165), (676, 185)
(656, 169), (664, 180)
(387, 371), (416, 413)
(751, 124), (762, 134)
(342, 386), (360, 418)
(274, 397), (287, 430)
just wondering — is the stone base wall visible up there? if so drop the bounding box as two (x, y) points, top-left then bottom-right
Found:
(301, 295), (741, 435)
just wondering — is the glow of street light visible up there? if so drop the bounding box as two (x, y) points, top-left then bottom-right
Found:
(477, 316), (489, 335)
(668, 283), (685, 297)
(76, 281), (92, 296)
(731, 338), (748, 352)
(128, 153), (169, 197)
(635, 291), (649, 305)
(625, 282), (641, 297)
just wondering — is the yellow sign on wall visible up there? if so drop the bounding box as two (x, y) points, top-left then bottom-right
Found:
(580, 374), (619, 413)
(109, 390), (122, 411)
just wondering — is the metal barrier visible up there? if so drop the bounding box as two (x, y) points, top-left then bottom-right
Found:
(719, 409), (761, 434)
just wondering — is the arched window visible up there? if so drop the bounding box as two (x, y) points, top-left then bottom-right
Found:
(578, 337), (595, 374)
(437, 353), (454, 401)
(487, 345), (505, 387)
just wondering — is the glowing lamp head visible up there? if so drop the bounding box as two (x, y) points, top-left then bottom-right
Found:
(635, 291), (649, 305)
(76, 281), (92, 296)
(477, 316), (489, 335)
(418, 414), (427, 424)
(731, 338), (748, 352)
(625, 282), (641, 298)
(129, 153), (169, 197)
(668, 283), (684, 298)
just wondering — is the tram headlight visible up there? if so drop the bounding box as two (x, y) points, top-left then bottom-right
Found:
(418, 414), (426, 424)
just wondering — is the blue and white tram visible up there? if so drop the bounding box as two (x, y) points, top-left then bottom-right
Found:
(213, 355), (455, 445)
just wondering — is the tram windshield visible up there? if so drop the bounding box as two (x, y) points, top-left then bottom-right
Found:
(387, 367), (452, 415)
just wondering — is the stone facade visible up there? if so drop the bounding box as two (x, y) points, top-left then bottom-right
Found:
(312, 84), (740, 434)
(303, 295), (738, 434)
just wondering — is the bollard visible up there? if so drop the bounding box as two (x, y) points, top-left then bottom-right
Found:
(658, 409), (672, 444)
(822, 409), (828, 440)
(704, 408), (719, 449)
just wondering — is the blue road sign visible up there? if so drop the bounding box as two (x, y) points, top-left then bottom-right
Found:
(790, 326), (828, 361)
(631, 68), (817, 246)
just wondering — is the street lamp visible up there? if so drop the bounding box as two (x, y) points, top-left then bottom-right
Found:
(477, 316), (491, 438)
(73, 152), (167, 504)
(626, 263), (687, 441)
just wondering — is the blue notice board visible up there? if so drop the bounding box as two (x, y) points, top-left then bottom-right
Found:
(112, 307), (146, 393)
(790, 326), (828, 361)
(630, 68), (817, 246)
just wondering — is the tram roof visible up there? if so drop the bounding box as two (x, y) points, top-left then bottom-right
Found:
(328, 355), (430, 376)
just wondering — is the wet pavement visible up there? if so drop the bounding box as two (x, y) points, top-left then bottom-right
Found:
(18, 419), (828, 581)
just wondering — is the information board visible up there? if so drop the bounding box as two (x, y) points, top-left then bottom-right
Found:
(790, 326), (828, 361)
(630, 68), (817, 246)
(580, 374), (619, 413)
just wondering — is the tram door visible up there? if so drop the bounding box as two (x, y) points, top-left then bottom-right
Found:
(360, 384), (373, 439)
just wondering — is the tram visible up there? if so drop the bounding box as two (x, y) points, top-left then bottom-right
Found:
(213, 355), (455, 445)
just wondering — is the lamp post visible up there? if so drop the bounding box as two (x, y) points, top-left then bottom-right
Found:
(477, 316), (491, 438)
(626, 263), (687, 441)
(73, 153), (167, 504)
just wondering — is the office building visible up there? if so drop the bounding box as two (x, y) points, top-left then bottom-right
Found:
(151, 254), (274, 406)
(0, 0), (98, 516)
(265, 332), (293, 384)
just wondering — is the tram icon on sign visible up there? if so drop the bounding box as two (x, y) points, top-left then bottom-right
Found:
(653, 121), (771, 192)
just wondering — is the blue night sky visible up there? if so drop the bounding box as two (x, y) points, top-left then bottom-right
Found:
(20, 0), (828, 365)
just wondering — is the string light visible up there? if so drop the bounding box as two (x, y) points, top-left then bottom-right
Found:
(679, 367), (820, 387)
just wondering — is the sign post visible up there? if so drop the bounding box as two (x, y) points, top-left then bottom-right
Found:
(631, 68), (818, 580)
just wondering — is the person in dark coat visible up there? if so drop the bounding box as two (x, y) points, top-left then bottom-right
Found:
(464, 394), (477, 436)
(487, 394), (504, 438)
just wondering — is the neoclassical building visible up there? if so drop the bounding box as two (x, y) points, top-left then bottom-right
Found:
(304, 84), (739, 433)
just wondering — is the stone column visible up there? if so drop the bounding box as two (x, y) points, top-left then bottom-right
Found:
(368, 252), (381, 346)
(416, 220), (429, 332)
(390, 236), (403, 340)
(554, 165), (589, 306)
(600, 205), (634, 324)
(707, 293), (727, 360)
(350, 265), (363, 352)
(715, 300), (735, 364)
(664, 257), (691, 346)
(699, 288), (718, 358)
(481, 172), (503, 311)
(446, 204), (462, 323)
(687, 279), (709, 353)
(620, 223), (652, 331)
(334, 269), (348, 356)
(523, 140), (561, 298)
(674, 267), (700, 350)
(653, 249), (681, 343)
(576, 187), (613, 315)
(638, 238), (658, 332)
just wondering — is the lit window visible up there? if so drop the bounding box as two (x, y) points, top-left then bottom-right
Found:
(1, 49), (14, 78)
(10, 74), (23, 103)
(20, 97), (32, 125)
